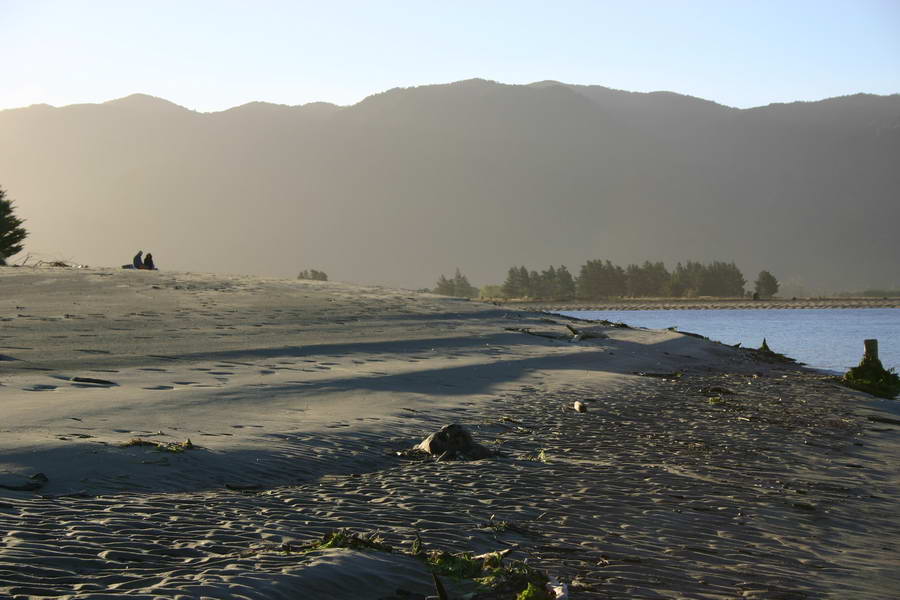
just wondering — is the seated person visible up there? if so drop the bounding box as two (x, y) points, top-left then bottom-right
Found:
(143, 253), (156, 270)
(133, 250), (144, 269)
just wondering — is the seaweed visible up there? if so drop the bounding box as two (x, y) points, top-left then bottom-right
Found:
(294, 529), (554, 598)
(524, 448), (548, 463)
(121, 438), (194, 453)
(301, 529), (393, 554)
(517, 582), (553, 600)
(426, 549), (549, 598)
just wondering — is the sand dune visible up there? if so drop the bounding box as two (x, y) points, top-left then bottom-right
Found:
(1, 267), (897, 598)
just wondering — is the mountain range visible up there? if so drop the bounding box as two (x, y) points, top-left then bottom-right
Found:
(1, 79), (898, 293)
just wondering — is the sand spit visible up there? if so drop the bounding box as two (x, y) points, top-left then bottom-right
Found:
(511, 298), (900, 311)
(1, 267), (898, 599)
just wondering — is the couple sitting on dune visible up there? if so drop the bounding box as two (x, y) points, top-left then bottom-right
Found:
(123, 250), (157, 270)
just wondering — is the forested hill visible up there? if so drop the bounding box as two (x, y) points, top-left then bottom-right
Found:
(1, 80), (898, 292)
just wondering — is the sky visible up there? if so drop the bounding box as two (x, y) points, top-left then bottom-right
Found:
(1, 0), (898, 112)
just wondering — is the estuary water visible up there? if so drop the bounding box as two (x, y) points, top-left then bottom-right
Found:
(559, 308), (900, 374)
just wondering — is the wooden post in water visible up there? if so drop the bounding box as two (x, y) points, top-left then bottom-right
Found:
(864, 339), (879, 363)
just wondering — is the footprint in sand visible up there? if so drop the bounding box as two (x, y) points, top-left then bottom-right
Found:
(143, 385), (175, 391)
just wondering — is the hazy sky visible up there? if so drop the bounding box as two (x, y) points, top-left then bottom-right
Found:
(2, 0), (898, 111)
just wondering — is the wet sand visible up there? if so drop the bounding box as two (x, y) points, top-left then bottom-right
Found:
(1, 268), (898, 599)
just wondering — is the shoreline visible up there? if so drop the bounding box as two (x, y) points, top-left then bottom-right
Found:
(501, 297), (900, 311)
(1, 268), (898, 598)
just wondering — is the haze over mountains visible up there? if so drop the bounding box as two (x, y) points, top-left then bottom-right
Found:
(1, 79), (898, 293)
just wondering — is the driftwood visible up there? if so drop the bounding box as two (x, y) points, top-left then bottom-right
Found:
(634, 371), (683, 379)
(505, 324), (608, 343)
(504, 327), (566, 340)
(565, 324), (608, 341)
(432, 573), (449, 600)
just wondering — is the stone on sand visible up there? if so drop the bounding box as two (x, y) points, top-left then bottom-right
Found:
(415, 424), (492, 460)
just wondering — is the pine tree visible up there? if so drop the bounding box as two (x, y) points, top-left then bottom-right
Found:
(0, 186), (28, 265)
(556, 265), (576, 299)
(435, 269), (477, 297)
(755, 270), (779, 298)
(434, 274), (455, 295)
(451, 268), (478, 298)
(501, 267), (520, 298)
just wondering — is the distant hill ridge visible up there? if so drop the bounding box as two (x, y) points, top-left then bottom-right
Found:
(1, 79), (898, 292)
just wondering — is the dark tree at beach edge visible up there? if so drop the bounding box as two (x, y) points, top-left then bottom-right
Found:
(0, 186), (28, 265)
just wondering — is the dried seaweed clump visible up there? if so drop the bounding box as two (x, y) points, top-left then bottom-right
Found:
(301, 529), (394, 554)
(121, 438), (194, 453)
(427, 549), (550, 599)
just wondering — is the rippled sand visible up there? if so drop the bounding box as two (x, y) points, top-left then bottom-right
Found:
(1, 268), (897, 598)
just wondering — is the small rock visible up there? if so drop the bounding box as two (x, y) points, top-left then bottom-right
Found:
(573, 401), (587, 413)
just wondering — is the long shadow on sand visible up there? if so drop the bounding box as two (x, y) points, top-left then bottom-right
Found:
(197, 333), (722, 401)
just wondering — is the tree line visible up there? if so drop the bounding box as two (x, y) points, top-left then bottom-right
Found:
(435, 260), (779, 300)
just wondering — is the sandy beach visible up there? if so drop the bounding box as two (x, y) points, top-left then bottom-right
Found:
(1, 267), (898, 599)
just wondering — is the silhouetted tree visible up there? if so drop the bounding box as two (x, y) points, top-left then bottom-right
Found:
(0, 186), (27, 265)
(298, 269), (328, 281)
(555, 265), (576, 299)
(576, 259), (626, 299)
(703, 261), (745, 296)
(451, 268), (478, 298)
(434, 268), (477, 297)
(625, 261), (670, 297)
(434, 274), (454, 295)
(755, 270), (779, 298)
(669, 261), (744, 297)
(502, 266), (531, 298)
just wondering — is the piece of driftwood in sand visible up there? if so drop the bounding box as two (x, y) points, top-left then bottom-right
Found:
(504, 324), (608, 343)
(565, 323), (608, 342)
(504, 326), (566, 340)
(413, 424), (492, 461)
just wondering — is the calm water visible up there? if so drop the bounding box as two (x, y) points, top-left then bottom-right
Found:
(559, 308), (900, 374)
